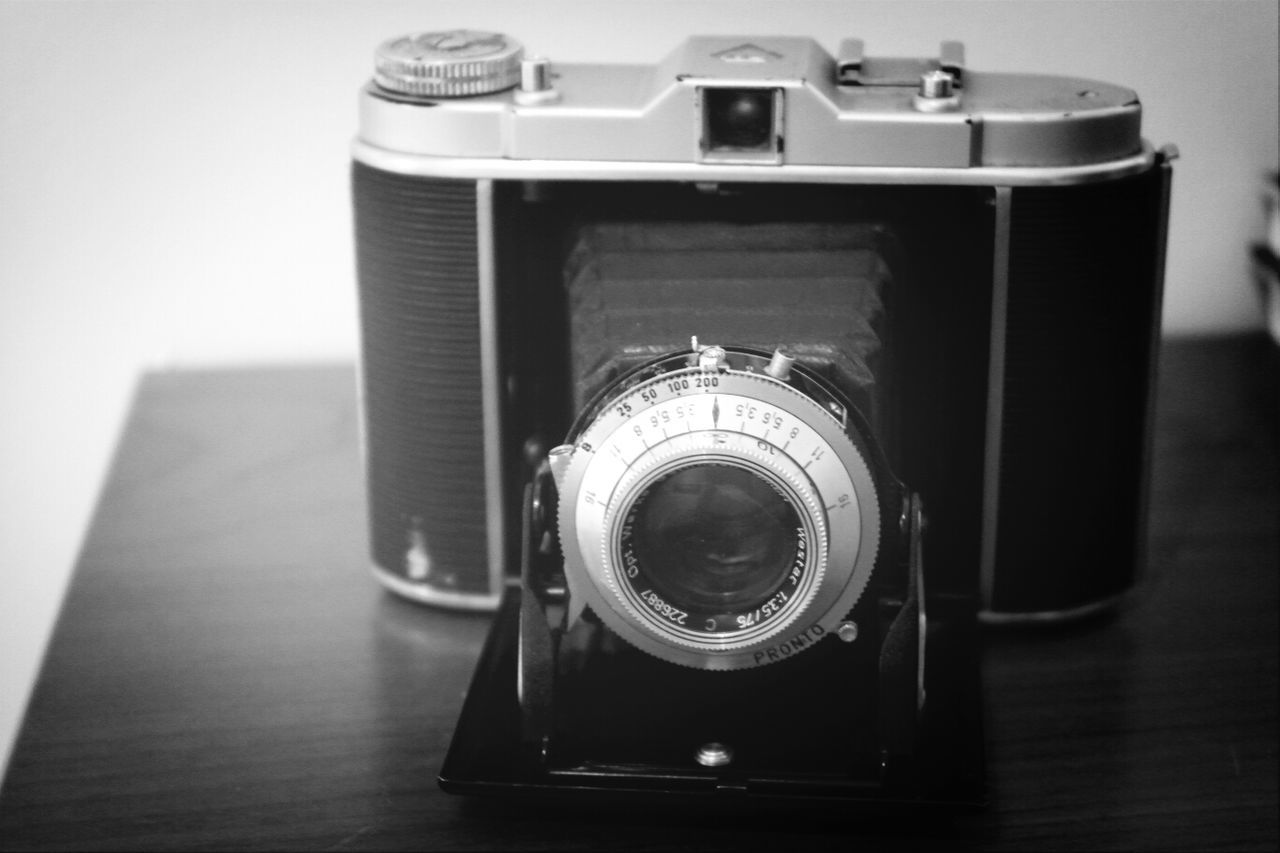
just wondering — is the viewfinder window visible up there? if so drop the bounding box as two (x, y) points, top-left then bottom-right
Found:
(700, 87), (783, 164)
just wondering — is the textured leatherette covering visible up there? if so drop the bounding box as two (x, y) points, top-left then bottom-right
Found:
(353, 165), (491, 597)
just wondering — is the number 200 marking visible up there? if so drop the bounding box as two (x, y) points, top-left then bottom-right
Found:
(666, 375), (718, 393)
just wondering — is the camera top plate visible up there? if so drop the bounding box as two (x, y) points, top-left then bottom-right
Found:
(355, 33), (1149, 183)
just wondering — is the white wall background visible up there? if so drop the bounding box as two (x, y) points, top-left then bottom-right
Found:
(2, 0), (1276, 775)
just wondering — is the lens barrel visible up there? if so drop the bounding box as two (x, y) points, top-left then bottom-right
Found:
(555, 348), (883, 670)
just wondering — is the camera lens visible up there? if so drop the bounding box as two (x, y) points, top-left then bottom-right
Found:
(623, 463), (800, 613)
(704, 88), (775, 151)
(557, 353), (883, 669)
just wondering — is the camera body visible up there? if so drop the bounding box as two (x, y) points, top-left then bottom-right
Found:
(352, 31), (1172, 805)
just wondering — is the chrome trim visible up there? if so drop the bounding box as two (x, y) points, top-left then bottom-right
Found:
(476, 180), (508, 601)
(979, 187), (1012, 611)
(351, 140), (1156, 188)
(371, 563), (502, 611)
(1134, 151), (1176, 590)
(979, 591), (1126, 626)
(357, 43), (1143, 171)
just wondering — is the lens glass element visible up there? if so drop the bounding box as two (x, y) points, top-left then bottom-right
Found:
(623, 463), (800, 615)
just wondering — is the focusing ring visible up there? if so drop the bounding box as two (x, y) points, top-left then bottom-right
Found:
(556, 350), (882, 670)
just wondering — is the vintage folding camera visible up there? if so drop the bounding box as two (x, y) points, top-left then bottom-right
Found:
(351, 30), (1173, 807)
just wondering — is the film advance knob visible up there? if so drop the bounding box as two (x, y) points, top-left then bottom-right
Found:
(373, 30), (523, 97)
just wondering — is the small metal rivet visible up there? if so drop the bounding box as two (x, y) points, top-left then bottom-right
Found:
(521, 56), (552, 92)
(837, 621), (859, 643)
(698, 345), (728, 370)
(764, 349), (796, 381)
(695, 742), (733, 767)
(919, 69), (954, 99)
(514, 56), (560, 105)
(912, 70), (960, 112)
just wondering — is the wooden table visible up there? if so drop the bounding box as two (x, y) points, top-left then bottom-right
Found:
(2, 337), (1276, 851)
